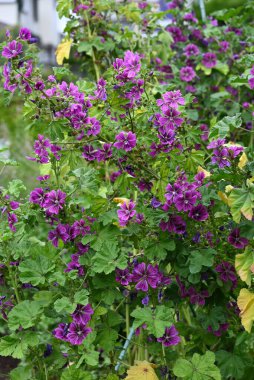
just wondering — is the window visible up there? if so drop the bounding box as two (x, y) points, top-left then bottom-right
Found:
(32, 0), (38, 21)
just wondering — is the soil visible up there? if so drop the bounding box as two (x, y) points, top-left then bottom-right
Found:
(0, 357), (19, 380)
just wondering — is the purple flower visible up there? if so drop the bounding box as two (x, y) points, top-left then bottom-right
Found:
(114, 132), (136, 152)
(117, 201), (136, 226)
(248, 77), (254, 90)
(35, 81), (45, 90)
(180, 66), (196, 82)
(48, 224), (69, 247)
(71, 304), (94, 325)
(67, 322), (92, 345)
(19, 28), (31, 40)
(10, 201), (19, 210)
(228, 228), (249, 249)
(189, 204), (209, 221)
(44, 190), (66, 214)
(157, 325), (181, 347)
(132, 262), (159, 292)
(7, 213), (18, 232)
(96, 143), (112, 162)
(159, 215), (186, 235)
(175, 191), (198, 212)
(184, 44), (200, 57)
(2, 40), (23, 59)
(157, 90), (185, 111)
(219, 41), (230, 52)
(207, 323), (229, 337)
(93, 78), (107, 101)
(116, 268), (133, 286)
(86, 117), (101, 136)
(65, 254), (84, 276)
(188, 287), (209, 306)
(82, 145), (97, 161)
(202, 53), (217, 68)
(215, 261), (237, 287)
(29, 188), (46, 206)
(70, 219), (90, 239)
(53, 323), (69, 341)
(158, 108), (184, 130)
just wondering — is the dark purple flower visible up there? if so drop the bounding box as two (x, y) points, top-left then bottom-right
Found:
(219, 41), (230, 52)
(82, 145), (97, 161)
(44, 190), (66, 214)
(2, 40), (23, 59)
(86, 117), (101, 136)
(116, 268), (133, 286)
(48, 224), (69, 247)
(53, 323), (69, 341)
(248, 77), (254, 90)
(114, 132), (136, 152)
(207, 323), (229, 337)
(132, 262), (159, 292)
(96, 143), (112, 162)
(202, 53), (217, 68)
(19, 28), (31, 40)
(117, 201), (136, 226)
(180, 66), (196, 82)
(188, 287), (209, 306)
(175, 191), (198, 212)
(159, 215), (186, 235)
(215, 261), (237, 287)
(70, 219), (90, 239)
(157, 325), (181, 347)
(67, 322), (92, 345)
(228, 228), (249, 249)
(10, 201), (19, 210)
(71, 304), (94, 325)
(189, 204), (209, 221)
(158, 108), (184, 130)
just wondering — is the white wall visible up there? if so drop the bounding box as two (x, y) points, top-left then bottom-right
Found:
(0, 4), (18, 26)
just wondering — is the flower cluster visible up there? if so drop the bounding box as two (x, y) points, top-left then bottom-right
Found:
(53, 304), (93, 345)
(207, 139), (243, 168)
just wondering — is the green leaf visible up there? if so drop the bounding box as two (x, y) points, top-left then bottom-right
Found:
(61, 367), (92, 380)
(185, 150), (204, 172)
(91, 225), (120, 251)
(54, 297), (76, 314)
(93, 241), (127, 274)
(0, 332), (39, 359)
(131, 306), (174, 338)
(216, 351), (245, 380)
(146, 238), (175, 260)
(8, 179), (26, 197)
(84, 349), (99, 366)
(189, 249), (216, 274)
(8, 301), (43, 331)
(74, 289), (89, 305)
(97, 329), (118, 352)
(209, 113), (242, 139)
(10, 365), (33, 380)
(19, 255), (55, 286)
(215, 61), (229, 75)
(56, 0), (72, 18)
(173, 351), (221, 380)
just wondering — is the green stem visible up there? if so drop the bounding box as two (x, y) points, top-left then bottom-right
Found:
(181, 305), (192, 326)
(84, 11), (100, 81)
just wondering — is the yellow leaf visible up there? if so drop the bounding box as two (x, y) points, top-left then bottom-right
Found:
(238, 152), (248, 170)
(125, 361), (158, 380)
(113, 197), (130, 205)
(55, 39), (73, 65)
(218, 191), (229, 205)
(235, 247), (254, 286)
(197, 166), (211, 178)
(237, 288), (254, 333)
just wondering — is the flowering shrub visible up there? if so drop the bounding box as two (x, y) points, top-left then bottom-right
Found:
(0, 1), (254, 379)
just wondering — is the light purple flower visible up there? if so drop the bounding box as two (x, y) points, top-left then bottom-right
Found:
(117, 201), (136, 226)
(157, 90), (185, 111)
(2, 40), (23, 59)
(44, 190), (66, 214)
(48, 224), (69, 247)
(53, 323), (69, 341)
(157, 325), (181, 347)
(19, 28), (31, 40)
(82, 145), (98, 161)
(67, 322), (92, 345)
(180, 66), (196, 82)
(114, 132), (136, 152)
(248, 77), (254, 90)
(86, 117), (101, 136)
(71, 304), (94, 325)
(184, 44), (200, 57)
(29, 188), (46, 206)
(8, 213), (18, 232)
(202, 53), (217, 68)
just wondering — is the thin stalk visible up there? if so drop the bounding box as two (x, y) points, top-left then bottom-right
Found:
(84, 11), (100, 81)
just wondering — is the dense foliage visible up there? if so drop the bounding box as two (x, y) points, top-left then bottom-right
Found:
(0, 1), (254, 379)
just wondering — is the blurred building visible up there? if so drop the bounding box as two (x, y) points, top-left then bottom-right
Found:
(0, 0), (65, 63)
